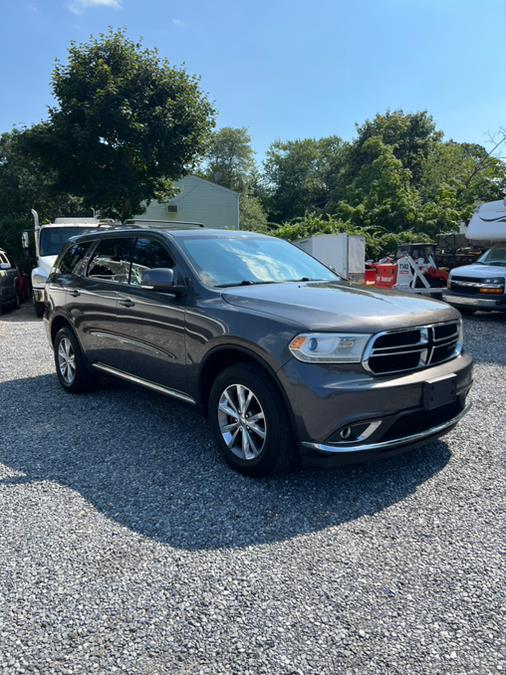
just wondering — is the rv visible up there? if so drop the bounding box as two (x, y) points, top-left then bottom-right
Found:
(442, 199), (506, 314)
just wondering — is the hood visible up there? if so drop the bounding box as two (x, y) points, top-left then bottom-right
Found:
(222, 281), (459, 332)
(451, 263), (506, 279)
(33, 255), (58, 279)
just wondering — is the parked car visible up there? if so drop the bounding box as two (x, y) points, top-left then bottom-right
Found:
(0, 248), (20, 313)
(44, 228), (473, 476)
(443, 246), (506, 314)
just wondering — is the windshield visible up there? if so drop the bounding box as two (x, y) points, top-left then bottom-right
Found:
(178, 235), (339, 288)
(477, 247), (506, 266)
(39, 227), (98, 257)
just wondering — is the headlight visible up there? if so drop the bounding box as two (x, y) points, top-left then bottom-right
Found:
(289, 332), (372, 363)
(32, 273), (47, 286)
(0, 270), (6, 278)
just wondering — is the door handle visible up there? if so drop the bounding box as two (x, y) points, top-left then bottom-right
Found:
(69, 289), (80, 297)
(119, 298), (135, 308)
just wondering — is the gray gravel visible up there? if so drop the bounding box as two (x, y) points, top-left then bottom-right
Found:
(0, 304), (504, 674)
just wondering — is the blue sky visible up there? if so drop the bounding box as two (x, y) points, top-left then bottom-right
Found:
(2, 0), (505, 161)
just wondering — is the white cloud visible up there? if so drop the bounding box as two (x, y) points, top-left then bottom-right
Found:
(67, 0), (122, 15)
(172, 18), (186, 27)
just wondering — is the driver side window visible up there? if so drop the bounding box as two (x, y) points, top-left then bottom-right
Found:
(129, 237), (175, 286)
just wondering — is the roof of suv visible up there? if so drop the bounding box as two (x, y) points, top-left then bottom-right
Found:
(72, 228), (270, 242)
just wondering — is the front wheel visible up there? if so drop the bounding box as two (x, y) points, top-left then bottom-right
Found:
(208, 363), (294, 477)
(34, 300), (44, 318)
(54, 327), (98, 394)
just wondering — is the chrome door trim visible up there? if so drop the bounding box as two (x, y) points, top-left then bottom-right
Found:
(92, 362), (196, 404)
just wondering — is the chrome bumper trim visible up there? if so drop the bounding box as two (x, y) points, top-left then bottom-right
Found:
(301, 403), (471, 455)
(442, 293), (504, 308)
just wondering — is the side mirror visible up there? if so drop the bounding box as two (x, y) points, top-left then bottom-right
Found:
(141, 268), (185, 294)
(21, 231), (30, 250)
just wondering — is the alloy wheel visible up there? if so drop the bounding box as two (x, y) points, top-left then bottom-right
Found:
(57, 336), (76, 385)
(217, 384), (267, 460)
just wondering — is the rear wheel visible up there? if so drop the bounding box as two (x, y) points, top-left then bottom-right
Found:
(209, 363), (294, 477)
(54, 326), (98, 394)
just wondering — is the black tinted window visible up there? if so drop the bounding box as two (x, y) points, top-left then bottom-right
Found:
(58, 241), (91, 275)
(87, 238), (132, 283)
(130, 238), (174, 286)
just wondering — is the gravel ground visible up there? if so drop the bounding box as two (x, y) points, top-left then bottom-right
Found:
(0, 304), (504, 674)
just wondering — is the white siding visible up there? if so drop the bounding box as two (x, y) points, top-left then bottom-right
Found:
(139, 176), (240, 229)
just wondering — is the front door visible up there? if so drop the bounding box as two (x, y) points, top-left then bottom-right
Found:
(112, 235), (188, 396)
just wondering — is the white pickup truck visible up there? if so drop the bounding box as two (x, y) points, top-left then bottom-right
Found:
(442, 199), (506, 314)
(25, 212), (105, 317)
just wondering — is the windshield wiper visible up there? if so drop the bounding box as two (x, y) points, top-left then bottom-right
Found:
(216, 280), (279, 288)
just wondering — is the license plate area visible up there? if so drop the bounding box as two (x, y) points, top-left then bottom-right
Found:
(423, 374), (457, 411)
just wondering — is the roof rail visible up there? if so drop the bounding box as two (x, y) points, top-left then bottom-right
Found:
(124, 219), (205, 229)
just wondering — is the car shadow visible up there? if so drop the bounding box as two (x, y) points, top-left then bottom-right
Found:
(0, 303), (40, 323)
(0, 373), (451, 551)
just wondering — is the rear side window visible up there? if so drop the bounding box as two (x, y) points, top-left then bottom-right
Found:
(58, 241), (91, 275)
(87, 238), (132, 283)
(130, 237), (174, 286)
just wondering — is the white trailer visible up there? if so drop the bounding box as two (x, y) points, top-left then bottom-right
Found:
(294, 234), (365, 283)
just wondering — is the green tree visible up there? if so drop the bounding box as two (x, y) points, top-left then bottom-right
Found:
(203, 127), (256, 192)
(332, 138), (421, 232)
(0, 129), (85, 261)
(239, 193), (268, 231)
(349, 110), (443, 186)
(263, 136), (346, 222)
(25, 28), (215, 220)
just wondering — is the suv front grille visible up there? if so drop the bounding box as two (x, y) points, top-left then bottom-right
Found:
(364, 321), (462, 375)
(450, 276), (505, 295)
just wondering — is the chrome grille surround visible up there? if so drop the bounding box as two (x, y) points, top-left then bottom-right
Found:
(362, 320), (463, 376)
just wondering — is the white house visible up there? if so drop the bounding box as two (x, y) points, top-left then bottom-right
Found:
(137, 175), (240, 229)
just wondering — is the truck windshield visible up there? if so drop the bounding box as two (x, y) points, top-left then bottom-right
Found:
(178, 235), (338, 288)
(39, 227), (97, 257)
(477, 247), (506, 266)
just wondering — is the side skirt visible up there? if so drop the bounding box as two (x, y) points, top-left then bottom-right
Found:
(92, 362), (196, 405)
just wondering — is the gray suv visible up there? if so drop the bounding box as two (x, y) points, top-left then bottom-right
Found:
(45, 228), (473, 476)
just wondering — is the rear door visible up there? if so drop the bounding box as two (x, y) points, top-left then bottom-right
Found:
(112, 235), (188, 395)
(72, 236), (134, 367)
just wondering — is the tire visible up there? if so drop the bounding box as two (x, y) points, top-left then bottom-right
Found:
(459, 307), (476, 316)
(208, 363), (294, 477)
(34, 301), (44, 318)
(53, 326), (98, 394)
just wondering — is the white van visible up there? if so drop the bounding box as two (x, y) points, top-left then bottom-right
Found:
(442, 199), (506, 314)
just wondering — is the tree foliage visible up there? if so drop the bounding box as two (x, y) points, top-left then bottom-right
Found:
(203, 127), (256, 192)
(260, 110), (506, 245)
(263, 136), (345, 222)
(25, 28), (215, 220)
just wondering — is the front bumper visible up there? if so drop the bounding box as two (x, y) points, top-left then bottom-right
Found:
(33, 287), (44, 303)
(301, 403), (470, 466)
(278, 352), (473, 466)
(442, 290), (506, 311)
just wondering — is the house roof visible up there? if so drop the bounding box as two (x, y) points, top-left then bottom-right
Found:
(172, 174), (240, 198)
